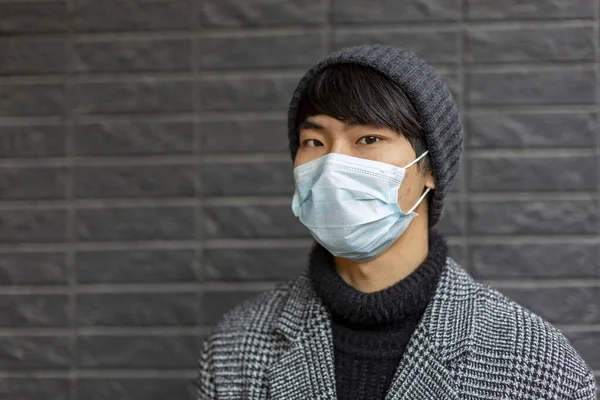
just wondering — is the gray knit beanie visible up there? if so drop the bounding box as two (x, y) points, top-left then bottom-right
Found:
(287, 44), (463, 227)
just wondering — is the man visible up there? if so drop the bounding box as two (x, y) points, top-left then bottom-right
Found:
(197, 45), (597, 399)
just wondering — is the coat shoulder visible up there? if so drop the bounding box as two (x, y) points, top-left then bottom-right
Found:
(197, 277), (301, 398)
(468, 275), (595, 396)
(211, 279), (295, 336)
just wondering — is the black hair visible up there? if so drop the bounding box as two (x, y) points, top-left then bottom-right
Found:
(295, 64), (431, 174)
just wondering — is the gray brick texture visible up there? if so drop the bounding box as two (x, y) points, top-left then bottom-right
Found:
(0, 0), (598, 398)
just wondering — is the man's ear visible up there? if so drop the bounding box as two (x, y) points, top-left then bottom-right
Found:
(425, 172), (436, 190)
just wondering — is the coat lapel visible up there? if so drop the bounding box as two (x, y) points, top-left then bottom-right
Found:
(268, 259), (480, 400)
(268, 272), (337, 400)
(385, 259), (480, 400)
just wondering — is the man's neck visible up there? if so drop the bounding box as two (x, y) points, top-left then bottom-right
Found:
(333, 216), (429, 293)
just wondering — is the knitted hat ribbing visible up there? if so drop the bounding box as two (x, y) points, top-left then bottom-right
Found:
(287, 45), (463, 227)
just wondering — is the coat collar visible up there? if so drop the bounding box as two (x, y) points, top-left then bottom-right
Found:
(269, 258), (480, 400)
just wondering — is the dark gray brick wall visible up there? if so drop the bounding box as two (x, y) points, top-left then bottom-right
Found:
(0, 1), (598, 399)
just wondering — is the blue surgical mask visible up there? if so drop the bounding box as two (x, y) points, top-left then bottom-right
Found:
(291, 151), (430, 262)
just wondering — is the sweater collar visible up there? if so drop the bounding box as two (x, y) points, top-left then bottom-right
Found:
(308, 230), (448, 325)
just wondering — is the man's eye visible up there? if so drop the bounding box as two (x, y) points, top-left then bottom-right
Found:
(302, 139), (324, 147)
(358, 136), (380, 145)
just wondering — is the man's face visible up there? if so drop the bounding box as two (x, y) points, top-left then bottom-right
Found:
(295, 114), (435, 213)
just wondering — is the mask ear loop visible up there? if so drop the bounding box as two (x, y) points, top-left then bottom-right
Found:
(407, 188), (431, 214)
(403, 150), (429, 169)
(403, 150), (431, 214)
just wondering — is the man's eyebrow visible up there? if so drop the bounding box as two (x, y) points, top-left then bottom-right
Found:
(299, 119), (361, 132)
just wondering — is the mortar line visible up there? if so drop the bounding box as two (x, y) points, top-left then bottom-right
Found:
(1, 235), (600, 254)
(0, 326), (213, 336)
(4, 17), (597, 36)
(596, 0), (600, 281)
(458, 0), (469, 268)
(1, 61), (599, 84)
(0, 282), (273, 294)
(64, 0), (78, 397)
(0, 370), (198, 379)
(192, 0), (205, 353)
(2, 235), (599, 252)
(324, 0), (333, 54)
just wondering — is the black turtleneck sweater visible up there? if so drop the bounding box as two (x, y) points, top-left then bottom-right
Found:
(309, 230), (448, 400)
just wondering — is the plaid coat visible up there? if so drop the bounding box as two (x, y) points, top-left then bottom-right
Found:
(197, 258), (597, 399)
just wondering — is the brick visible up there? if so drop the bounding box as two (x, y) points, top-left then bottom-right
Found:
(0, 210), (66, 244)
(202, 290), (265, 324)
(75, 121), (193, 156)
(202, 161), (294, 196)
(466, 112), (598, 148)
(76, 250), (196, 283)
(498, 286), (600, 325)
(467, 69), (595, 106)
(450, 167), (463, 193)
(201, 33), (324, 70)
(0, 336), (71, 369)
(78, 378), (194, 400)
(74, 38), (191, 73)
(0, 252), (68, 285)
(77, 335), (198, 368)
(469, 154), (598, 192)
(471, 243), (599, 279)
(76, 293), (197, 326)
(72, 80), (193, 115)
(76, 207), (195, 241)
(201, 0), (325, 27)
(204, 247), (308, 281)
(333, 0), (459, 22)
(448, 243), (467, 267)
(0, 295), (69, 327)
(0, 83), (64, 116)
(74, 165), (195, 199)
(0, 2), (68, 34)
(469, 200), (598, 235)
(0, 378), (68, 400)
(332, 30), (458, 65)
(199, 76), (299, 111)
(0, 38), (65, 74)
(564, 331), (600, 370)
(465, 0), (594, 20)
(202, 205), (308, 239)
(200, 118), (288, 153)
(0, 167), (68, 200)
(74, 0), (192, 32)
(436, 200), (463, 235)
(465, 26), (594, 63)
(0, 125), (66, 159)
